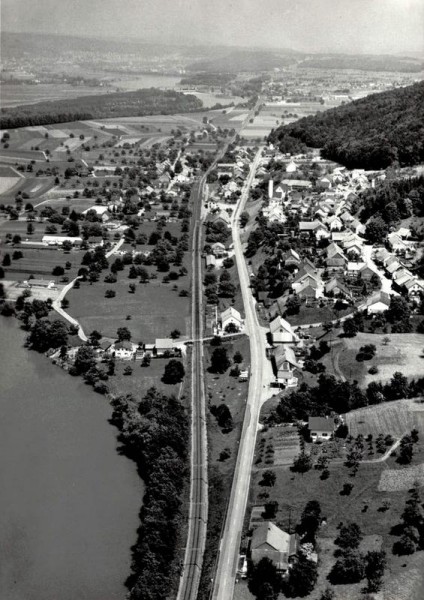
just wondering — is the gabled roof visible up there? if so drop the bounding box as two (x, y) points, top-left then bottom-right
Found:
(274, 345), (300, 369)
(308, 416), (335, 432)
(367, 291), (391, 307)
(221, 306), (242, 322)
(251, 521), (291, 553)
(404, 278), (424, 290)
(269, 315), (294, 335)
(327, 242), (346, 259)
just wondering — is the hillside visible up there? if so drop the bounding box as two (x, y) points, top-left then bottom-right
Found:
(0, 88), (203, 129)
(268, 81), (424, 169)
(186, 49), (300, 73)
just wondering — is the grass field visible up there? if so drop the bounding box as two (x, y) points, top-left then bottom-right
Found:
(107, 355), (181, 400)
(0, 176), (20, 195)
(339, 332), (424, 386)
(68, 276), (191, 343)
(2, 247), (80, 280)
(346, 398), (424, 439)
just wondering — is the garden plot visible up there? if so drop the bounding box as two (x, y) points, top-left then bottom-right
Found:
(272, 427), (301, 466)
(114, 137), (142, 147)
(378, 463), (424, 492)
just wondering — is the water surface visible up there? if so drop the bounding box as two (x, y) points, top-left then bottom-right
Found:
(0, 318), (143, 600)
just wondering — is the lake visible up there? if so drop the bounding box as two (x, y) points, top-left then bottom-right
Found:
(0, 318), (143, 600)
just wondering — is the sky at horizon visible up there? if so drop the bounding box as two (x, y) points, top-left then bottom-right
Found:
(1, 0), (423, 55)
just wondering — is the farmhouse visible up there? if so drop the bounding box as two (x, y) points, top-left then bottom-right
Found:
(273, 345), (300, 387)
(403, 278), (424, 298)
(367, 291), (391, 314)
(18, 279), (56, 289)
(269, 316), (299, 344)
(308, 416), (335, 442)
(221, 307), (244, 332)
(211, 242), (226, 257)
(155, 338), (180, 356)
(42, 235), (83, 247)
(251, 522), (297, 572)
(111, 341), (135, 360)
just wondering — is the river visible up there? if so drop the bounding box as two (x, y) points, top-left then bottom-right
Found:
(0, 318), (143, 600)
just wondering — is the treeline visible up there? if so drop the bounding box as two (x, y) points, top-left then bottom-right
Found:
(268, 81), (424, 169)
(268, 372), (424, 424)
(110, 388), (189, 600)
(360, 175), (424, 232)
(0, 88), (203, 129)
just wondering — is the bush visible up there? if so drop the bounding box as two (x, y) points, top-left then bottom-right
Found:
(105, 289), (116, 298)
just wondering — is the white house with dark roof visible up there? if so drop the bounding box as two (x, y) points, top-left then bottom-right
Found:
(308, 416), (335, 442)
(366, 291), (391, 314)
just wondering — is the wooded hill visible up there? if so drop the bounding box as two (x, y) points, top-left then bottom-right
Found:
(0, 88), (203, 129)
(268, 81), (424, 170)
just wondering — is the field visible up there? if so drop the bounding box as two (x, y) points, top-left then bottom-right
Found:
(346, 398), (424, 439)
(107, 354), (181, 400)
(339, 332), (424, 386)
(2, 247), (80, 280)
(67, 277), (191, 344)
(0, 176), (20, 195)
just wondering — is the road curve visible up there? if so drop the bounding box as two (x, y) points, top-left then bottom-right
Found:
(212, 148), (266, 600)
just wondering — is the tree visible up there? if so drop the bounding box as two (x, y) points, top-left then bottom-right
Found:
(124, 365), (133, 376)
(28, 318), (68, 352)
(89, 330), (102, 346)
(335, 522), (363, 549)
(343, 318), (358, 337)
(260, 470), (276, 487)
(285, 555), (318, 597)
(74, 345), (96, 375)
(170, 329), (181, 339)
(52, 265), (65, 276)
(210, 347), (231, 373)
(387, 296), (411, 324)
(329, 550), (365, 584)
(2, 253), (11, 266)
(248, 557), (281, 599)
(162, 359), (185, 384)
(27, 222), (35, 235)
(117, 327), (131, 341)
(105, 289), (116, 298)
(387, 371), (408, 400)
(233, 351), (243, 364)
(365, 216), (389, 243)
(397, 434), (414, 464)
(365, 550), (386, 592)
(240, 211), (250, 227)
(211, 403), (234, 432)
(298, 500), (321, 543)
(292, 452), (312, 474)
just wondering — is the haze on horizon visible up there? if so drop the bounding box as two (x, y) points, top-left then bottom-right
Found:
(1, 0), (424, 56)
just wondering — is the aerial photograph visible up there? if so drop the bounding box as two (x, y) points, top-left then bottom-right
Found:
(0, 1), (423, 599)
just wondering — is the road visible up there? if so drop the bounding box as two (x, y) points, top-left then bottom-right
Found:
(212, 148), (268, 600)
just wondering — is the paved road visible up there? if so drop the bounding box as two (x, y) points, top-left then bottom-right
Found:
(212, 148), (268, 600)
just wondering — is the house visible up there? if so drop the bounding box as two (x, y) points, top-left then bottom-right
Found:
(308, 416), (335, 442)
(388, 233), (409, 253)
(346, 262), (366, 278)
(282, 249), (301, 268)
(211, 242), (226, 257)
(155, 338), (180, 356)
(359, 264), (378, 281)
(251, 522), (297, 572)
(386, 260), (402, 276)
(317, 176), (332, 190)
(273, 345), (300, 387)
(403, 278), (424, 298)
(285, 160), (298, 173)
(343, 238), (362, 257)
(42, 235), (83, 247)
(205, 254), (217, 268)
(349, 218), (365, 235)
(326, 243), (347, 268)
(325, 277), (352, 299)
(111, 341), (135, 360)
(299, 221), (330, 240)
(221, 307), (244, 332)
(281, 179), (312, 191)
(209, 210), (231, 228)
(19, 279), (56, 289)
(367, 291), (391, 314)
(269, 316), (299, 344)
(296, 278), (322, 300)
(325, 215), (343, 231)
